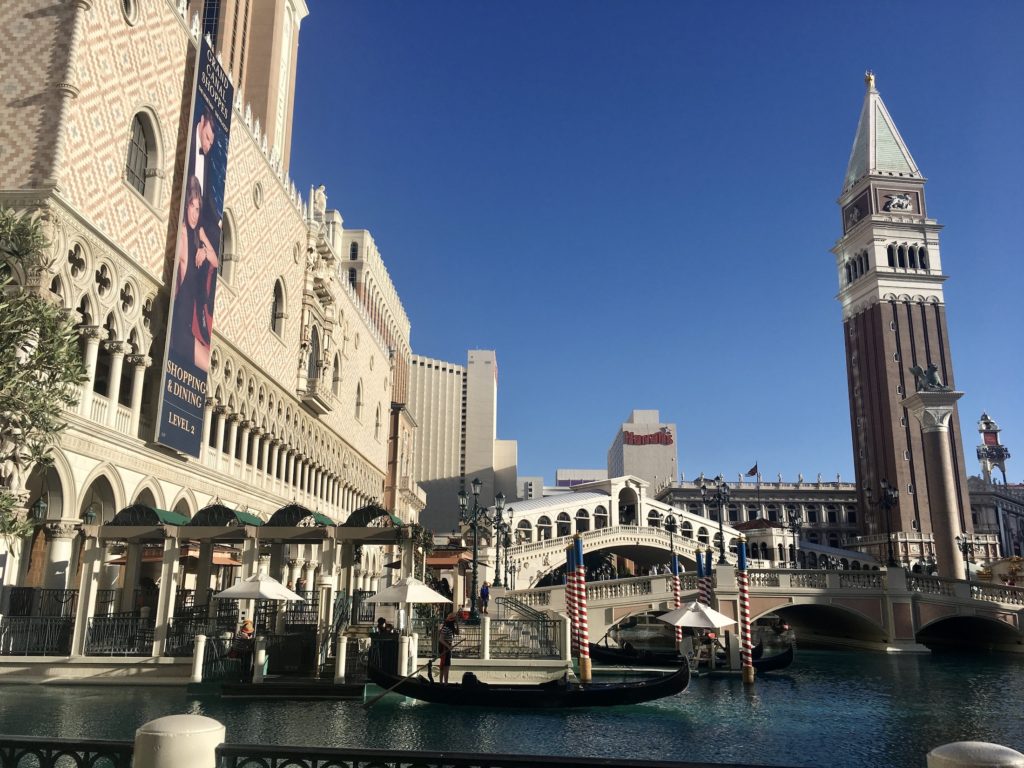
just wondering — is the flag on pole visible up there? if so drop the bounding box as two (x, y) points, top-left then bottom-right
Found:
(745, 463), (758, 477)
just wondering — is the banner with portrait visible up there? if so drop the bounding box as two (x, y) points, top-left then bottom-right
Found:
(155, 37), (233, 457)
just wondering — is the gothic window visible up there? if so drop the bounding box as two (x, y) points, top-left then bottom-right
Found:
(219, 210), (235, 281)
(354, 380), (363, 420)
(374, 404), (382, 440)
(331, 354), (341, 395)
(124, 112), (161, 204)
(307, 326), (321, 382)
(349, 242), (359, 260)
(887, 244), (896, 268)
(270, 280), (285, 335)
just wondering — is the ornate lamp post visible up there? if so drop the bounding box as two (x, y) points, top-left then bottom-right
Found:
(788, 510), (803, 569)
(664, 513), (678, 561)
(955, 533), (974, 592)
(697, 475), (731, 564)
(492, 493), (505, 588)
(502, 507), (514, 587)
(458, 478), (503, 623)
(877, 479), (900, 567)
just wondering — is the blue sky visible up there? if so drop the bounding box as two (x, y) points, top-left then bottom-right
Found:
(290, 1), (1023, 486)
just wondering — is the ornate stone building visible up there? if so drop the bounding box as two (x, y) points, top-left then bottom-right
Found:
(1, 0), (420, 604)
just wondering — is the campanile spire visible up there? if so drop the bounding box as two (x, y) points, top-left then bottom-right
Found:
(832, 74), (972, 567)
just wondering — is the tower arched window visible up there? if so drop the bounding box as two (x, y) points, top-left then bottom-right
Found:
(348, 268), (357, 287)
(908, 246), (918, 269)
(270, 280), (285, 335)
(307, 326), (321, 382)
(897, 245), (907, 268)
(124, 111), (162, 205)
(918, 248), (928, 269)
(887, 244), (896, 268)
(349, 242), (358, 260)
(845, 262), (853, 284)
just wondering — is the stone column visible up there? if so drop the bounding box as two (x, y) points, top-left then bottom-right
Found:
(213, 406), (227, 469)
(200, 397), (216, 462)
(237, 421), (252, 479)
(152, 536), (182, 656)
(902, 390), (966, 580)
(104, 340), (128, 425)
(78, 326), (103, 418)
(43, 522), (80, 589)
(259, 432), (271, 486)
(70, 535), (104, 657)
(288, 559), (304, 589)
(225, 415), (240, 474)
(285, 451), (295, 488)
(126, 354), (152, 438)
(258, 554), (271, 577)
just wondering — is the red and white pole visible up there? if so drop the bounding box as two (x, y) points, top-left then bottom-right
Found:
(574, 535), (591, 683)
(671, 552), (682, 646)
(566, 544), (578, 658)
(738, 534), (755, 684)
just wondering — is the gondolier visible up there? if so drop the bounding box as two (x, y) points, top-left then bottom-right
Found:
(438, 612), (458, 684)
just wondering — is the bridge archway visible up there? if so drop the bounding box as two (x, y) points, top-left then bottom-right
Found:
(916, 615), (1022, 651)
(617, 487), (639, 526)
(752, 602), (889, 645)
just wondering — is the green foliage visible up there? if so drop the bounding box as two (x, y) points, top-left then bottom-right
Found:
(0, 208), (87, 534)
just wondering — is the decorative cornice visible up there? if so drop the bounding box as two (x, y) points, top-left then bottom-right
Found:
(45, 521), (80, 539)
(901, 390), (965, 433)
(126, 354), (152, 368)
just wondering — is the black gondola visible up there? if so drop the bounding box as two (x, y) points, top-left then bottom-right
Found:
(366, 650), (690, 708)
(588, 640), (763, 667)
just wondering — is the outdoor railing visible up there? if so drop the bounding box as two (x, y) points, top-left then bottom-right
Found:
(489, 617), (560, 659)
(586, 575), (654, 601)
(973, 582), (1024, 606)
(84, 614), (154, 656)
(907, 574), (956, 596)
(748, 571), (781, 588)
(352, 590), (376, 624)
(7, 587), (79, 618)
(790, 571), (827, 589)
(0, 616), (73, 655)
(839, 571), (886, 590)
(0, 736), (133, 768)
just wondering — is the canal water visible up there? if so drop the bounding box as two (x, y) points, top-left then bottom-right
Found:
(0, 651), (1021, 767)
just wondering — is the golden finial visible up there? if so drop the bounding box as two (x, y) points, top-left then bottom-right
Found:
(864, 70), (876, 91)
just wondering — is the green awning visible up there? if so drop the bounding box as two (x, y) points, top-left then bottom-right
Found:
(312, 511), (336, 527)
(154, 508), (190, 526)
(388, 513), (404, 527)
(234, 509), (264, 526)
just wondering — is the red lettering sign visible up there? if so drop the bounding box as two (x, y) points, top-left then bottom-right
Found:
(623, 428), (674, 446)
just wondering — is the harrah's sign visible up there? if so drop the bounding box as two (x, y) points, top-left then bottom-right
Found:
(624, 428), (674, 446)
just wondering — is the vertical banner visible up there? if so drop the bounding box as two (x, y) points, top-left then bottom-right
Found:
(156, 38), (234, 456)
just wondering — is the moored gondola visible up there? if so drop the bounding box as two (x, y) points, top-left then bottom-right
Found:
(365, 654), (690, 708)
(589, 640), (764, 667)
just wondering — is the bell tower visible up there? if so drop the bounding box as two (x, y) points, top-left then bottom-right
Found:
(833, 73), (972, 564)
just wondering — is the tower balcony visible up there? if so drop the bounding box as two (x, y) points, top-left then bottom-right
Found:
(300, 377), (335, 415)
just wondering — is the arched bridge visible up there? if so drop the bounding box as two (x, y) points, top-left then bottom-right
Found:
(506, 567), (1024, 653)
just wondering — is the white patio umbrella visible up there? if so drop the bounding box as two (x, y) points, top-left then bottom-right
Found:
(216, 573), (305, 602)
(656, 600), (736, 630)
(365, 576), (451, 604)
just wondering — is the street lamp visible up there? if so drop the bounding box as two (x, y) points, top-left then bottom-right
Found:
(877, 479), (899, 567)
(697, 475), (730, 564)
(457, 477), (503, 623)
(955, 533), (974, 592)
(501, 507), (514, 587)
(788, 510), (803, 569)
(664, 513), (678, 562)
(492, 493), (505, 588)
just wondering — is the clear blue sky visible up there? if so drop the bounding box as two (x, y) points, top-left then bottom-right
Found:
(290, 2), (1023, 486)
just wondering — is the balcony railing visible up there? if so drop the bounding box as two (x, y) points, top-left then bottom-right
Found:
(300, 378), (335, 415)
(8, 588), (79, 618)
(85, 614), (154, 656)
(351, 590), (376, 624)
(0, 616), (73, 655)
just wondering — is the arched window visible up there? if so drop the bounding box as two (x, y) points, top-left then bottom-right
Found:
(349, 242), (358, 260)
(575, 509), (590, 533)
(307, 326), (321, 382)
(897, 245), (906, 268)
(354, 380), (363, 420)
(697, 527), (709, 545)
(374, 404), (382, 440)
(517, 519), (533, 543)
(887, 244), (896, 267)
(348, 268), (357, 287)
(845, 262), (853, 284)
(219, 210), (235, 281)
(908, 246), (918, 269)
(681, 521), (693, 539)
(124, 112), (162, 204)
(918, 248), (928, 269)
(556, 512), (572, 537)
(536, 516), (552, 541)
(728, 503), (739, 522)
(270, 281), (285, 335)
(647, 510), (662, 528)
(331, 354), (341, 395)
(826, 504), (838, 523)
(777, 543), (785, 561)
(594, 505), (608, 529)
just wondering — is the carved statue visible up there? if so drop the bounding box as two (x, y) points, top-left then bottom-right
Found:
(909, 363), (948, 392)
(313, 184), (327, 220)
(798, 473), (804, 484)
(884, 193), (913, 212)
(777, 473), (782, 484)
(306, 247), (319, 272)
(816, 473), (822, 483)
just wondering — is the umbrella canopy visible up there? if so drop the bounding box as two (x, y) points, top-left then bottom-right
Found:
(216, 573), (305, 602)
(365, 577), (451, 604)
(656, 600), (736, 630)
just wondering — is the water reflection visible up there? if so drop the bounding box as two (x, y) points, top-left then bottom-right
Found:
(0, 651), (1020, 767)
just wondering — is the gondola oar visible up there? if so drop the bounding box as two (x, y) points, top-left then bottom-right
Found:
(362, 638), (465, 710)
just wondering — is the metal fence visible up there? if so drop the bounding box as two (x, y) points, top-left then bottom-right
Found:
(7, 588), (79, 618)
(84, 614), (154, 656)
(489, 617), (560, 659)
(0, 616), (73, 655)
(0, 736), (133, 768)
(351, 590), (376, 624)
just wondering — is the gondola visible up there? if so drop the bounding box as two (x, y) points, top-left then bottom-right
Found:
(588, 640), (763, 667)
(365, 657), (690, 708)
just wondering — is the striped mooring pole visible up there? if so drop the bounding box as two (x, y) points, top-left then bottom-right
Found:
(704, 548), (715, 605)
(696, 546), (707, 605)
(738, 534), (755, 684)
(566, 544), (579, 658)
(671, 552), (682, 646)
(574, 535), (591, 683)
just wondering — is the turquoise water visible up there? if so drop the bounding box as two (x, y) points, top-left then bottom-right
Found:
(0, 651), (1021, 767)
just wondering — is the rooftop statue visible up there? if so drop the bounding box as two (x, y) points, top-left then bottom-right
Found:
(909, 363), (950, 392)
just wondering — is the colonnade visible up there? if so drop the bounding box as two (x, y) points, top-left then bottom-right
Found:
(77, 326), (152, 435)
